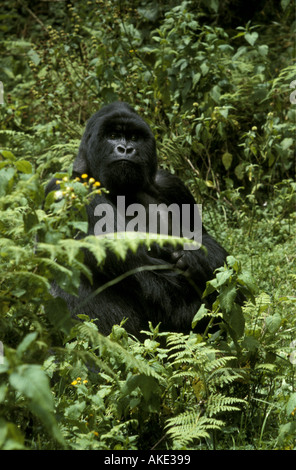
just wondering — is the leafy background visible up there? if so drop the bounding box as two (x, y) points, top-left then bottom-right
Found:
(0, 0), (295, 450)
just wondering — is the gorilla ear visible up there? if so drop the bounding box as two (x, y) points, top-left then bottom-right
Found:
(73, 145), (89, 176)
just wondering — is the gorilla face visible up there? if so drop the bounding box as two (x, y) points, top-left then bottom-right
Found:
(73, 102), (157, 195)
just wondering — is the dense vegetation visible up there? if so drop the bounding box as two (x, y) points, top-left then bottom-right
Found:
(0, 0), (295, 450)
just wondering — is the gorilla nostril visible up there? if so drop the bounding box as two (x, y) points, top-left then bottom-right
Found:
(126, 146), (135, 155)
(116, 145), (126, 154)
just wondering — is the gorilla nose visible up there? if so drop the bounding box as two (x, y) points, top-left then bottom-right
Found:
(115, 144), (135, 157)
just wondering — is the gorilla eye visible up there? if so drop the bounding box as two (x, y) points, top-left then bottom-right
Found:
(131, 135), (137, 141)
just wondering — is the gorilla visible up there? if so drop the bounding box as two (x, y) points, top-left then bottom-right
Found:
(46, 102), (228, 338)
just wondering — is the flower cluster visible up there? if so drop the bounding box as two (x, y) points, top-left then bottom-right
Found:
(54, 174), (102, 201)
(54, 176), (77, 201)
(71, 377), (88, 386)
(80, 174), (102, 194)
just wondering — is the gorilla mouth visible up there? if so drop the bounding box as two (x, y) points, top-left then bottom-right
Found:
(105, 160), (142, 190)
(110, 159), (136, 165)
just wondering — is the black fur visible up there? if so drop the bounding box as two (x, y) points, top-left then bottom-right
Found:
(46, 102), (228, 338)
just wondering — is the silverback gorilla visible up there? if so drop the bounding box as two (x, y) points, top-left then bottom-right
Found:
(46, 102), (228, 338)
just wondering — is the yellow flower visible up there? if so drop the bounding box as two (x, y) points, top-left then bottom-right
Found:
(71, 380), (78, 386)
(93, 431), (99, 437)
(83, 379), (88, 384)
(89, 177), (95, 184)
(81, 173), (88, 179)
(93, 181), (101, 187)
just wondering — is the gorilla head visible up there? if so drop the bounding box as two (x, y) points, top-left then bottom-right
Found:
(73, 102), (157, 195)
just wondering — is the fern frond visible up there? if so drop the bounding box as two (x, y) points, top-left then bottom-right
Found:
(0, 130), (33, 138)
(76, 322), (167, 383)
(204, 356), (237, 373)
(207, 366), (244, 386)
(165, 409), (224, 446)
(203, 354), (244, 388)
(206, 393), (246, 417)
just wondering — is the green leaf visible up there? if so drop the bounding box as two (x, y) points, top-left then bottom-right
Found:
(222, 152), (233, 170)
(203, 279), (218, 297)
(28, 49), (41, 65)
(209, 0), (219, 12)
(0, 150), (16, 161)
(258, 45), (269, 56)
(286, 393), (296, 417)
(64, 401), (86, 419)
(219, 107), (230, 118)
(245, 32), (258, 46)
(16, 332), (38, 359)
(0, 418), (25, 450)
(210, 85), (221, 103)
(0, 167), (15, 196)
(195, 123), (202, 138)
(44, 297), (73, 334)
(277, 422), (296, 447)
(281, 137), (293, 150)
(9, 365), (65, 445)
(192, 304), (209, 329)
(193, 72), (201, 87)
(281, 0), (291, 10)
(219, 284), (237, 314)
(242, 336), (260, 353)
(201, 62), (209, 76)
(234, 163), (244, 180)
(70, 221), (88, 233)
(215, 269), (232, 287)
(265, 313), (282, 334)
(15, 160), (33, 174)
(229, 304), (245, 338)
(237, 271), (257, 294)
(121, 374), (160, 413)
